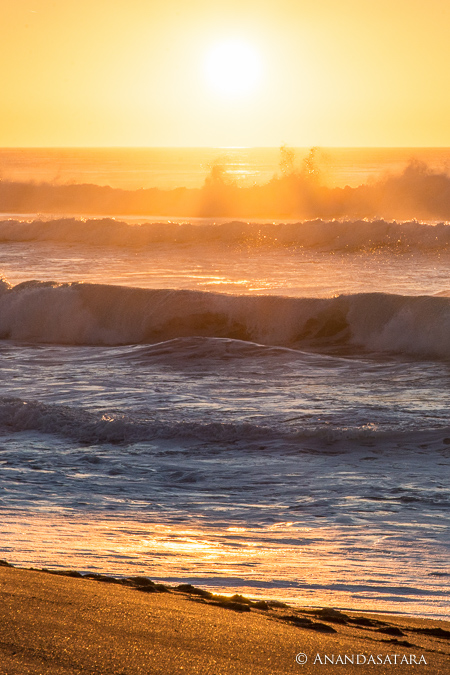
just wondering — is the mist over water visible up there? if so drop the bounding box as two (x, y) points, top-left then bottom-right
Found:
(3, 146), (448, 190)
(1, 146), (450, 220)
(0, 147), (449, 618)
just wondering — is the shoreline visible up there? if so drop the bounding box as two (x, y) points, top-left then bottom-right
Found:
(1, 561), (449, 674)
(2, 544), (448, 622)
(3, 556), (448, 623)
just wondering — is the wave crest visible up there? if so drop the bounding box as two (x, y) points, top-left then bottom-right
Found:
(1, 217), (450, 252)
(0, 282), (449, 359)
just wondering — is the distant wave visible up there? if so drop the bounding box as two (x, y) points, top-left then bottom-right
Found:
(1, 217), (450, 251)
(1, 159), (450, 219)
(0, 281), (449, 359)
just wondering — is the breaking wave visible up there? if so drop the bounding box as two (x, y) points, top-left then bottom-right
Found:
(1, 217), (450, 251)
(0, 280), (449, 359)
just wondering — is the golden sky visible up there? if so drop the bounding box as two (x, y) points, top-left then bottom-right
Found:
(2, 0), (450, 147)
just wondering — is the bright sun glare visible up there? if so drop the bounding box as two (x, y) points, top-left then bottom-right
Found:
(204, 39), (263, 99)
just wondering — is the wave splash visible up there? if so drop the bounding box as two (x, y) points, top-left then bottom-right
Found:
(0, 281), (449, 359)
(1, 156), (450, 219)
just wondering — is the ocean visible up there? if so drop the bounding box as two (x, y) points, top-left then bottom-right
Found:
(0, 147), (449, 619)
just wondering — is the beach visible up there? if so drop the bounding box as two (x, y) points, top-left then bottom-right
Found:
(1, 563), (449, 674)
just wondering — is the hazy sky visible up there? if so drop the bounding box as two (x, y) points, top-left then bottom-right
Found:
(2, 0), (450, 146)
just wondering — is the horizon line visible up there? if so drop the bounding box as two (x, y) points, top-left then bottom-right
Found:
(1, 145), (450, 150)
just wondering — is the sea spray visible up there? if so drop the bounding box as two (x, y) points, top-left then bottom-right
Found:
(1, 217), (450, 250)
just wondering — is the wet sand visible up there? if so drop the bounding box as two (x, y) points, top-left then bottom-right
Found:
(1, 563), (449, 674)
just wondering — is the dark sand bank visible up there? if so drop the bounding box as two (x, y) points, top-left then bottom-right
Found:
(1, 564), (449, 674)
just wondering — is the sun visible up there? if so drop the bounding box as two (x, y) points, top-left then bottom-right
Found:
(204, 39), (263, 99)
